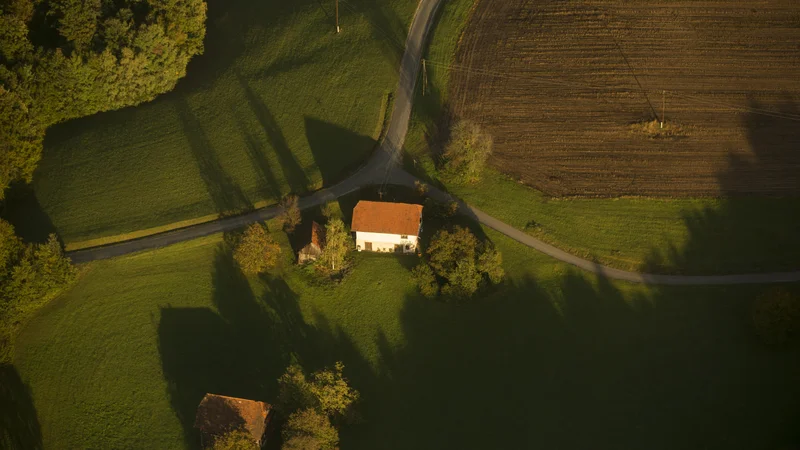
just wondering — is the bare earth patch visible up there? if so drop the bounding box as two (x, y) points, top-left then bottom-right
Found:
(449, 0), (800, 197)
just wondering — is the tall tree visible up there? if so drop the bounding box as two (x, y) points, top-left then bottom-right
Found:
(420, 226), (504, 299)
(233, 223), (281, 274)
(52, 0), (102, 52)
(443, 120), (493, 183)
(0, 88), (42, 201)
(316, 219), (350, 273)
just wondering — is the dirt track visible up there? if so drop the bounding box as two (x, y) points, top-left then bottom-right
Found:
(449, 0), (800, 197)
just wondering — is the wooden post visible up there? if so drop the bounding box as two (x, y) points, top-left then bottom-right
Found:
(422, 59), (428, 96)
(660, 90), (666, 129)
(335, 0), (340, 33)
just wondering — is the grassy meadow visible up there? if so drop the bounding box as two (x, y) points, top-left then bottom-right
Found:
(3, 0), (418, 246)
(9, 223), (800, 449)
(402, 0), (800, 275)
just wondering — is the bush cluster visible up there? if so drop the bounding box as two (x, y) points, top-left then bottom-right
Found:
(413, 225), (504, 300)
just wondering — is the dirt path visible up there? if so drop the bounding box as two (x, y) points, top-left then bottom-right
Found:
(67, 0), (800, 286)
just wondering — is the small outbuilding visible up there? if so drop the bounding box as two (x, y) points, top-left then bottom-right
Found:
(194, 393), (272, 448)
(298, 221), (326, 263)
(351, 200), (423, 254)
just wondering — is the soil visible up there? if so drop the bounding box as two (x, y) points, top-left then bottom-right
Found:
(449, 0), (800, 197)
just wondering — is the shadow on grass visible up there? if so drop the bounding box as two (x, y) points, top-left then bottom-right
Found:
(176, 99), (250, 214)
(342, 273), (800, 449)
(157, 237), (363, 447)
(304, 117), (377, 187)
(0, 183), (56, 244)
(0, 364), (42, 450)
(642, 97), (800, 274)
(343, 0), (408, 66)
(238, 76), (310, 194)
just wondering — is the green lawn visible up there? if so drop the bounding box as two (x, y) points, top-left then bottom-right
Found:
(402, 0), (800, 275)
(3, 0), (418, 246)
(8, 223), (800, 449)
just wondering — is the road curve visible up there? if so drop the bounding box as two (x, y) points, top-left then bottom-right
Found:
(67, 0), (800, 286)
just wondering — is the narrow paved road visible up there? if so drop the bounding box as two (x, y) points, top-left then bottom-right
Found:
(67, 0), (800, 286)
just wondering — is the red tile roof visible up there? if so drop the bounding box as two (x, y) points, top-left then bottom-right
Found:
(194, 394), (271, 445)
(351, 201), (423, 236)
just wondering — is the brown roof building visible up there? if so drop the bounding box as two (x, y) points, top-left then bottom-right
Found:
(298, 221), (326, 263)
(351, 201), (423, 254)
(194, 394), (272, 448)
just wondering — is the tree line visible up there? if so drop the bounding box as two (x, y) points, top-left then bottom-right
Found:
(0, 218), (75, 361)
(0, 0), (207, 198)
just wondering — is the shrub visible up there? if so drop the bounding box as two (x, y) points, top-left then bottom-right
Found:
(418, 226), (504, 300)
(232, 223), (281, 274)
(442, 120), (493, 183)
(211, 428), (258, 450)
(412, 264), (438, 298)
(752, 288), (799, 345)
(282, 408), (338, 450)
(277, 362), (359, 422)
(278, 194), (302, 233)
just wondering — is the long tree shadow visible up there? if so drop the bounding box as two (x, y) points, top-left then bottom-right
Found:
(304, 117), (377, 187)
(237, 75), (310, 194)
(342, 270), (800, 449)
(0, 183), (56, 244)
(642, 96), (800, 274)
(231, 108), (283, 202)
(344, 0), (408, 66)
(0, 364), (42, 450)
(157, 236), (372, 447)
(176, 99), (250, 214)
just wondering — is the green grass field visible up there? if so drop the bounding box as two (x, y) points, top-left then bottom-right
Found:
(402, 0), (800, 275)
(9, 225), (800, 449)
(3, 0), (418, 246)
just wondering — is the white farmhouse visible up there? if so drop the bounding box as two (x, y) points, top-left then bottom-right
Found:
(351, 201), (423, 254)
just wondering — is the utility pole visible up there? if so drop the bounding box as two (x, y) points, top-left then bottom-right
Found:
(335, 0), (340, 33)
(660, 90), (666, 129)
(422, 59), (428, 96)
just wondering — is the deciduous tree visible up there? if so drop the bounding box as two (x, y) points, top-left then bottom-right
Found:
(277, 362), (359, 422)
(443, 120), (493, 183)
(282, 408), (338, 450)
(233, 223), (281, 274)
(420, 226), (504, 299)
(211, 428), (258, 450)
(316, 219), (350, 274)
(278, 194), (302, 233)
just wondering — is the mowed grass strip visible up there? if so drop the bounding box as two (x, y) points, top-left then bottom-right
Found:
(12, 229), (800, 449)
(403, 0), (800, 275)
(15, 0), (418, 245)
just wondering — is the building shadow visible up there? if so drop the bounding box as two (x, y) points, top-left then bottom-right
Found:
(0, 364), (42, 450)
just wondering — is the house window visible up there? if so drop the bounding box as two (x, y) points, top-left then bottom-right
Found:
(400, 235), (408, 240)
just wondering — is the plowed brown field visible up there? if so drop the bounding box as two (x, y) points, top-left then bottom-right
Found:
(448, 0), (800, 196)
